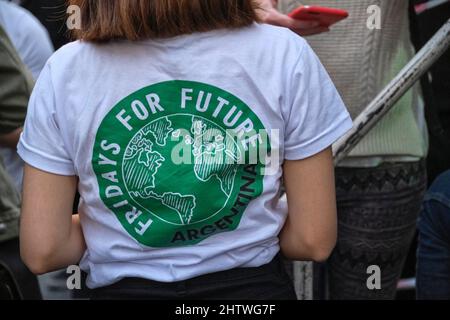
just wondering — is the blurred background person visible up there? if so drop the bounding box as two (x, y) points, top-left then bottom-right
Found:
(412, 0), (450, 301)
(0, 0), (73, 300)
(416, 170), (450, 299)
(279, 0), (429, 299)
(0, 0), (54, 79)
(0, 0), (54, 192)
(409, 0), (450, 185)
(0, 24), (41, 300)
(20, 0), (72, 50)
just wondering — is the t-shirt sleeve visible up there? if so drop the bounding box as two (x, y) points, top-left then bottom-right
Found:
(17, 63), (76, 175)
(283, 40), (353, 160)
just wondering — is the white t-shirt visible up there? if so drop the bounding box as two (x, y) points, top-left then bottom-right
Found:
(18, 23), (352, 289)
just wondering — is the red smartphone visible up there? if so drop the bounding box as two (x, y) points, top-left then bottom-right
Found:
(288, 5), (349, 27)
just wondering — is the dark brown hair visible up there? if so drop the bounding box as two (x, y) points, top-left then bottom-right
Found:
(69, 0), (259, 42)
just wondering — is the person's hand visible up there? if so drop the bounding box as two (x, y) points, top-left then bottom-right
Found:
(255, 0), (329, 36)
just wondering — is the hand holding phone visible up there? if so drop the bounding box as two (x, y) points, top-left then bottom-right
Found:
(288, 5), (349, 28)
(254, 0), (331, 36)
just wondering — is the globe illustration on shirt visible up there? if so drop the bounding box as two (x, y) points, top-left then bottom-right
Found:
(92, 80), (270, 248)
(122, 114), (241, 226)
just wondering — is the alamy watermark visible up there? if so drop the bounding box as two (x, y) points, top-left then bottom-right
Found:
(367, 5), (382, 30)
(366, 265), (381, 290)
(66, 5), (81, 30)
(65, 4), (383, 31)
(66, 265), (81, 290)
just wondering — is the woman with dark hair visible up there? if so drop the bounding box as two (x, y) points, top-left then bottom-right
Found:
(18, 0), (352, 299)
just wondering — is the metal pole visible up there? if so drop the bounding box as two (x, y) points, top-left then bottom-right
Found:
(333, 19), (450, 165)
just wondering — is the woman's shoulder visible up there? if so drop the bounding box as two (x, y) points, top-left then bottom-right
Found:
(225, 23), (309, 65)
(44, 40), (113, 81)
(47, 40), (93, 66)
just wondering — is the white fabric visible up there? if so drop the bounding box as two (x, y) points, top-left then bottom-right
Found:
(18, 23), (352, 288)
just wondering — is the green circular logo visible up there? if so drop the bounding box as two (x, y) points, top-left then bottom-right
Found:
(92, 80), (269, 247)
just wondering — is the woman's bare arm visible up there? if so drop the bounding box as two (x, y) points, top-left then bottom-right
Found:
(280, 147), (337, 262)
(20, 164), (86, 274)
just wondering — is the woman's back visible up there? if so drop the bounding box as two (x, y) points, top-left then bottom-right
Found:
(19, 21), (351, 289)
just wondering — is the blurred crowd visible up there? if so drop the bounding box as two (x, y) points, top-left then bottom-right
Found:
(0, 0), (449, 300)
